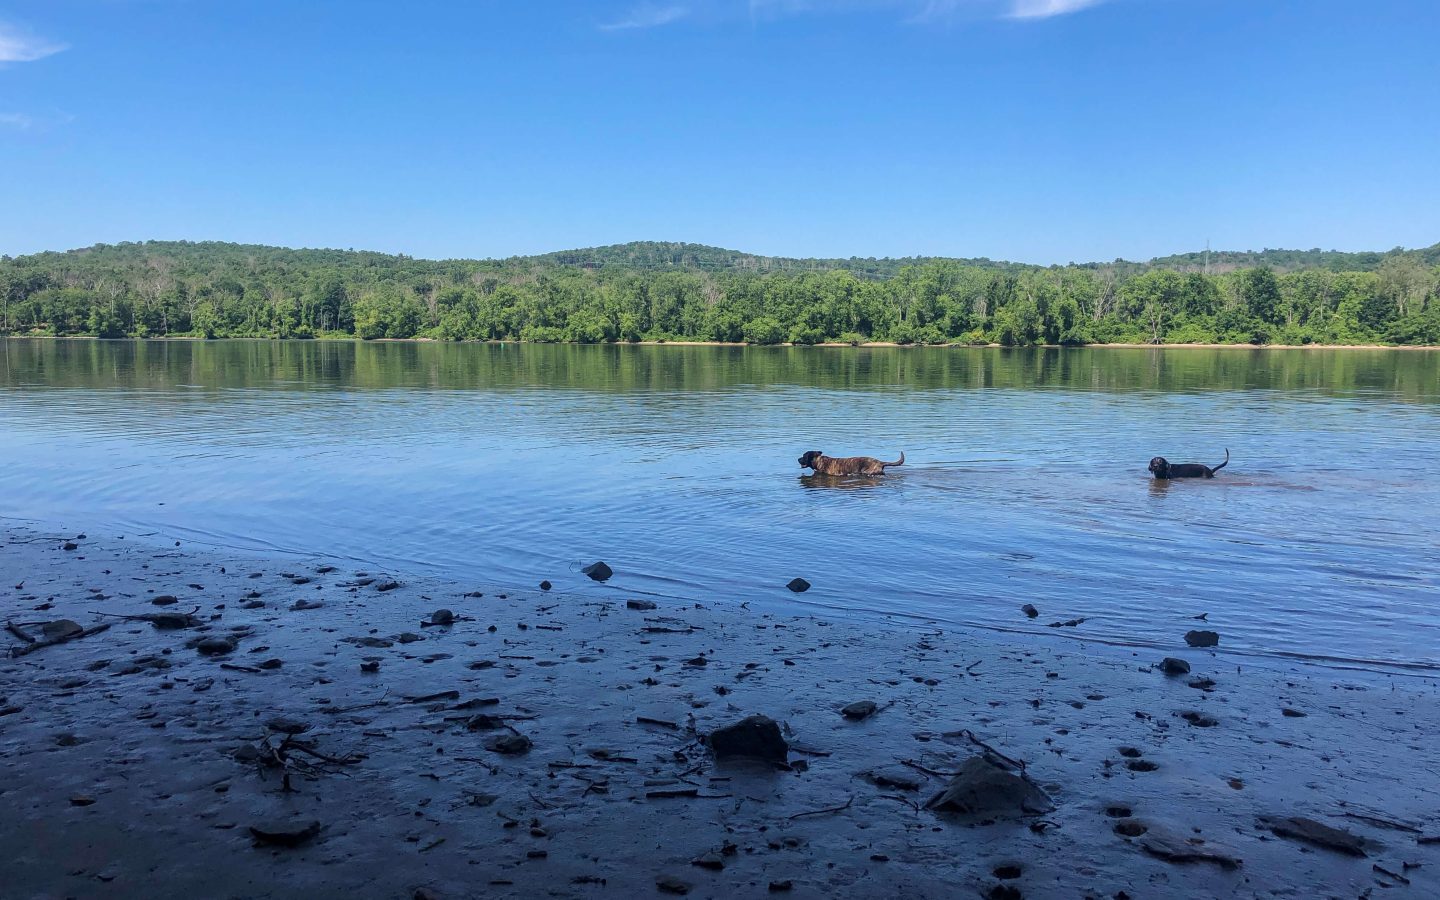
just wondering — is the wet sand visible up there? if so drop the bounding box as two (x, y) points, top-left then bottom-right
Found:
(3, 525), (1437, 899)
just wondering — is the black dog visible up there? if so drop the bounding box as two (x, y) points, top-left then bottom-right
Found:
(1149, 449), (1229, 480)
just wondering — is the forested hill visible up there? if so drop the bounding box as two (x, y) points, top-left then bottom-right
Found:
(518, 240), (1440, 278)
(514, 241), (1022, 278)
(2, 238), (1438, 346)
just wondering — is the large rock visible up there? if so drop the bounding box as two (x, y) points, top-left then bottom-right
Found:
(924, 756), (1054, 818)
(707, 715), (789, 764)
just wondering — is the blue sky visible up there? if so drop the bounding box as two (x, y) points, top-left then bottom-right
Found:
(1, 0), (1437, 263)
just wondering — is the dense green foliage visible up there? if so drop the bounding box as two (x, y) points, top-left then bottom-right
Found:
(3, 240), (1437, 345)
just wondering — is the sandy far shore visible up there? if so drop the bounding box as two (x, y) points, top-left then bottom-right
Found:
(3, 525), (1438, 899)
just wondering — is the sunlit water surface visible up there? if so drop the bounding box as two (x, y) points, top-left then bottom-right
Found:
(3, 339), (1437, 672)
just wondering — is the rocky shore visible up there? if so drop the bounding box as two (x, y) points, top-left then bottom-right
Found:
(3, 525), (1437, 899)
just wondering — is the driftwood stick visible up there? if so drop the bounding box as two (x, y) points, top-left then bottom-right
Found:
(787, 795), (854, 820)
(5, 621), (36, 645)
(10, 623), (111, 657)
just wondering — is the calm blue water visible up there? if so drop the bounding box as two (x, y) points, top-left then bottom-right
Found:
(3, 338), (1437, 671)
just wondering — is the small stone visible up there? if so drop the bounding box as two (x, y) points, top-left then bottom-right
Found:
(265, 717), (309, 735)
(582, 561), (613, 582)
(258, 658), (283, 670)
(1184, 630), (1219, 648)
(1281, 707), (1307, 718)
(656, 875), (690, 895)
(538, 580), (552, 591)
(241, 600), (265, 610)
(626, 599), (658, 611)
(1158, 657), (1190, 675)
(289, 599), (323, 611)
(1021, 604), (1038, 619)
(684, 655), (708, 667)
(785, 578), (810, 593)
(69, 795), (96, 807)
(194, 637), (236, 656)
(152, 595), (179, 606)
(376, 580), (400, 592)
(1179, 711), (1218, 728)
(360, 661), (380, 673)
(840, 700), (878, 721)
(428, 609), (455, 626)
(768, 881), (794, 893)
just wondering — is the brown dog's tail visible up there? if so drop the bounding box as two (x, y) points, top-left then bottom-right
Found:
(885, 451), (905, 467)
(1212, 448), (1229, 474)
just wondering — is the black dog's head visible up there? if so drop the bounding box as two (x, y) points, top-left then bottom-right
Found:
(798, 450), (823, 469)
(1148, 457), (1169, 478)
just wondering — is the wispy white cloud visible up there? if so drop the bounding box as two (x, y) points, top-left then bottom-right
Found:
(0, 112), (35, 129)
(1005, 0), (1105, 19)
(0, 21), (67, 63)
(748, 0), (1115, 24)
(600, 4), (691, 30)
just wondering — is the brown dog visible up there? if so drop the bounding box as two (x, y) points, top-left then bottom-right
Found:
(798, 450), (905, 476)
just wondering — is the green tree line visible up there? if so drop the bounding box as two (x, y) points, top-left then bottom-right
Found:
(2, 241), (1437, 346)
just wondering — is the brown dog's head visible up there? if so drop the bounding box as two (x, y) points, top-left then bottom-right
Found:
(1148, 457), (1169, 478)
(798, 450), (823, 469)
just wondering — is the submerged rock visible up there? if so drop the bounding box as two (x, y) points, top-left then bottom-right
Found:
(1260, 816), (1366, 856)
(427, 609), (455, 626)
(840, 700), (878, 721)
(40, 620), (84, 641)
(249, 819), (321, 848)
(707, 715), (789, 764)
(1140, 831), (1241, 869)
(484, 733), (533, 755)
(1184, 630), (1220, 648)
(582, 561), (613, 582)
(1021, 604), (1039, 619)
(924, 756), (1054, 818)
(785, 578), (811, 593)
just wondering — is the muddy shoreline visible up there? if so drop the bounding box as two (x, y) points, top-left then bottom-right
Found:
(3, 525), (1437, 899)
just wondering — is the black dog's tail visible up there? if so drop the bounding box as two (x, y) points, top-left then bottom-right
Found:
(884, 451), (905, 467)
(1212, 448), (1230, 474)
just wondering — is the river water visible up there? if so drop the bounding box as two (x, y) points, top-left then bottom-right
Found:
(3, 338), (1437, 671)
